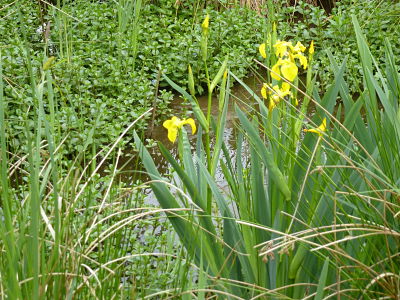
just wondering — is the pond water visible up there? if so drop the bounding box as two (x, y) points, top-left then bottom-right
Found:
(113, 74), (264, 204)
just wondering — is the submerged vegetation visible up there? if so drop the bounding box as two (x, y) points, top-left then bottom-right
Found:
(1, 0), (400, 299)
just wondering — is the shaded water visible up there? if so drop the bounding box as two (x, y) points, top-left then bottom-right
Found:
(149, 74), (262, 146)
(113, 74), (263, 203)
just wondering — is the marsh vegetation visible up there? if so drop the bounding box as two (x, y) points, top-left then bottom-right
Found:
(0, 0), (399, 298)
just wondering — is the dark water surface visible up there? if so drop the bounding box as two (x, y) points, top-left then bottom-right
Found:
(112, 74), (263, 203)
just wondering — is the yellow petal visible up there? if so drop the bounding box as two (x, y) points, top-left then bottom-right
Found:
(274, 40), (289, 58)
(163, 116), (181, 143)
(259, 43), (267, 59)
(274, 40), (293, 58)
(269, 98), (277, 112)
(281, 90), (291, 98)
(271, 84), (291, 102)
(294, 53), (308, 69)
(202, 14), (209, 30)
(271, 94), (280, 103)
(269, 91), (281, 111)
(309, 41), (314, 55)
(167, 127), (178, 142)
(304, 118), (327, 136)
(319, 118), (327, 131)
(272, 85), (281, 93)
(282, 82), (291, 92)
(281, 60), (298, 82)
(163, 116), (179, 128)
(162, 119), (173, 130)
(163, 119), (171, 129)
(271, 62), (282, 81)
(261, 83), (268, 99)
(182, 118), (197, 135)
(293, 41), (306, 53)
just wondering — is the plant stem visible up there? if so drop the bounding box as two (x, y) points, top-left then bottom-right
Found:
(204, 63), (212, 214)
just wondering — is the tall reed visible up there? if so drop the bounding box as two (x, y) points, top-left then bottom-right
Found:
(136, 15), (400, 299)
(0, 42), (188, 298)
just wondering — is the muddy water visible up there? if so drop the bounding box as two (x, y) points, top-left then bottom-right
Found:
(149, 74), (262, 146)
(114, 74), (263, 202)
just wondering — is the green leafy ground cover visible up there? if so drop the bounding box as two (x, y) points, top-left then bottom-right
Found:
(277, 0), (400, 92)
(0, 0), (262, 154)
(1, 0), (400, 298)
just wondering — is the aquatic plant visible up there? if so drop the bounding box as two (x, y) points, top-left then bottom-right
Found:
(163, 116), (196, 143)
(136, 15), (400, 299)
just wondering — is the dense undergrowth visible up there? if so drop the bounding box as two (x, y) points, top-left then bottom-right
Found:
(135, 7), (400, 297)
(1, 0), (399, 154)
(277, 0), (400, 93)
(0, 0), (262, 154)
(1, 0), (400, 299)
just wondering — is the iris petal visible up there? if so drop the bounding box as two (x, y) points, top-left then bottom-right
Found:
(293, 41), (306, 53)
(261, 83), (268, 99)
(259, 43), (267, 59)
(271, 62), (282, 81)
(304, 118), (327, 136)
(294, 53), (308, 69)
(163, 116), (197, 143)
(281, 61), (298, 82)
(282, 82), (291, 92)
(167, 128), (178, 142)
(182, 118), (197, 134)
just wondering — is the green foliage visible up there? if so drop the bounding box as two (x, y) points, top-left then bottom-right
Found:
(137, 5), (263, 94)
(0, 0), (262, 155)
(0, 1), (264, 297)
(0, 71), (188, 296)
(277, 0), (400, 93)
(137, 15), (400, 298)
(2, 0), (400, 298)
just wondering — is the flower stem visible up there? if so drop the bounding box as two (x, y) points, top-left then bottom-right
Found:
(204, 63), (212, 214)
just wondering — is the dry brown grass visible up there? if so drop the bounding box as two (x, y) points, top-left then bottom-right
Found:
(233, 0), (337, 14)
(174, 0), (336, 14)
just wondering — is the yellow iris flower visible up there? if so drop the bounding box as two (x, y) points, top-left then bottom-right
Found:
(202, 14), (209, 31)
(274, 40), (292, 58)
(163, 116), (197, 143)
(304, 118), (327, 136)
(309, 41), (315, 55)
(261, 82), (292, 111)
(293, 53), (308, 69)
(258, 39), (310, 111)
(280, 59), (298, 82)
(269, 40), (308, 81)
(293, 41), (306, 53)
(270, 83), (291, 111)
(259, 43), (267, 59)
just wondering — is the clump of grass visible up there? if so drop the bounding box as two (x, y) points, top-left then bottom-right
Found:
(0, 45), (196, 298)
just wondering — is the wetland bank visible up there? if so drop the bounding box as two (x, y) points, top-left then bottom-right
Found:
(1, 0), (400, 298)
